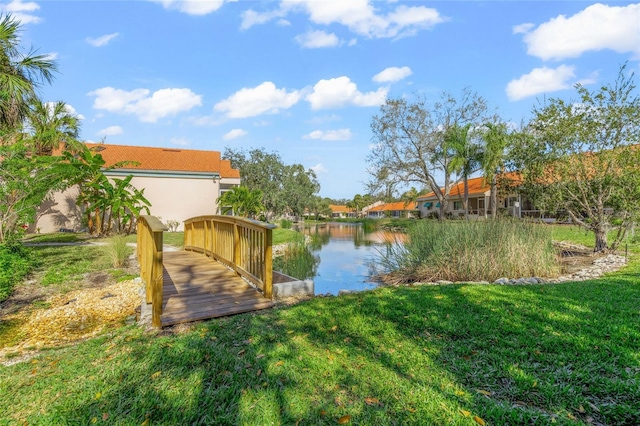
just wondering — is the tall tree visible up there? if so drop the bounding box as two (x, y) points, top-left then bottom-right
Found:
(280, 164), (319, 218)
(511, 65), (640, 252)
(480, 122), (511, 218)
(0, 14), (57, 132)
(24, 99), (82, 155)
(445, 123), (481, 219)
(368, 88), (490, 219)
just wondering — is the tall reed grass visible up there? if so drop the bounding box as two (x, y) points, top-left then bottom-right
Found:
(273, 234), (318, 280)
(104, 235), (131, 268)
(380, 219), (560, 283)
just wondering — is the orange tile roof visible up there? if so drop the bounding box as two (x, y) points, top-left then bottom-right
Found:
(85, 143), (240, 178)
(368, 201), (417, 212)
(329, 205), (354, 214)
(417, 176), (490, 200)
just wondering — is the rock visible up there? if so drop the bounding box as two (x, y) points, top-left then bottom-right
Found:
(494, 278), (509, 284)
(436, 280), (453, 284)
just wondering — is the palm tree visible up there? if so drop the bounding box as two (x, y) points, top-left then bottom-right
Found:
(481, 122), (510, 218)
(0, 14), (57, 132)
(24, 99), (81, 155)
(218, 186), (264, 219)
(446, 123), (481, 219)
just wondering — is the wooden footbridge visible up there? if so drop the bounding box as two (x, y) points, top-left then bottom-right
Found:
(137, 215), (277, 327)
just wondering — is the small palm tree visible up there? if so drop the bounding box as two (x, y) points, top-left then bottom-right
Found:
(24, 99), (82, 155)
(481, 122), (510, 218)
(446, 123), (481, 219)
(218, 186), (264, 219)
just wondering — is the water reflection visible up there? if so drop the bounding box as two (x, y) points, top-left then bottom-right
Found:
(275, 222), (405, 295)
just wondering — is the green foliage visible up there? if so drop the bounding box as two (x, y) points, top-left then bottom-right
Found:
(223, 147), (320, 218)
(0, 142), (76, 242)
(24, 98), (82, 155)
(0, 14), (57, 130)
(273, 234), (319, 280)
(279, 219), (293, 229)
(0, 241), (33, 302)
(381, 219), (560, 283)
(512, 65), (640, 252)
(218, 186), (264, 218)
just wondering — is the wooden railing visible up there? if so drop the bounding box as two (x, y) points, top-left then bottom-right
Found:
(183, 215), (276, 299)
(137, 215), (168, 327)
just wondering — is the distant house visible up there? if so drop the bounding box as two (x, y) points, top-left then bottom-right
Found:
(367, 201), (418, 219)
(329, 205), (356, 218)
(35, 143), (241, 233)
(416, 175), (542, 219)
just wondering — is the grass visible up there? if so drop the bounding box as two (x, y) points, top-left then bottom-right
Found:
(382, 219), (560, 283)
(273, 228), (300, 246)
(1, 259), (639, 424)
(31, 245), (111, 289)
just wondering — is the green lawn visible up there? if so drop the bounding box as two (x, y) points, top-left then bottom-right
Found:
(2, 257), (639, 424)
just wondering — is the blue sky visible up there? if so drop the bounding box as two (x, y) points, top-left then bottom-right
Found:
(8, 0), (640, 199)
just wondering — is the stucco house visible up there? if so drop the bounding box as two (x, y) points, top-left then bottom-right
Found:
(329, 205), (356, 218)
(35, 143), (241, 233)
(416, 175), (543, 219)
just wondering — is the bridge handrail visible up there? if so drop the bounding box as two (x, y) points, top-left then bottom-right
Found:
(137, 215), (168, 327)
(183, 215), (276, 299)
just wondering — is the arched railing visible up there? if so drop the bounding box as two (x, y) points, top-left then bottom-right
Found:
(137, 215), (168, 327)
(183, 215), (276, 299)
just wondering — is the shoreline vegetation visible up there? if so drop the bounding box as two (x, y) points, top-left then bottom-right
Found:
(0, 220), (638, 424)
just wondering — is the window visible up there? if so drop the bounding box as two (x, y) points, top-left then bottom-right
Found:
(453, 201), (462, 210)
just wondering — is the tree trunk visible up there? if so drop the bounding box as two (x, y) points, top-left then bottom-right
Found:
(463, 176), (469, 220)
(594, 227), (608, 253)
(490, 174), (497, 219)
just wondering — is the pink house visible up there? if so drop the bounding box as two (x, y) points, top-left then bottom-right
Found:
(35, 143), (241, 233)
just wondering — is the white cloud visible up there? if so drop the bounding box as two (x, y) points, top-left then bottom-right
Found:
(97, 125), (123, 136)
(43, 52), (58, 60)
(150, 0), (234, 15)
(372, 66), (412, 83)
(86, 33), (119, 47)
(223, 128), (248, 140)
(512, 23), (534, 35)
(214, 81), (301, 118)
(306, 76), (388, 110)
(518, 3), (640, 60)
(242, 0), (446, 38)
(506, 65), (576, 101)
(88, 87), (202, 123)
(1, 0), (41, 24)
(295, 30), (340, 48)
(170, 137), (190, 146)
(277, 19), (291, 26)
(62, 103), (85, 121)
(310, 163), (327, 174)
(304, 128), (352, 141)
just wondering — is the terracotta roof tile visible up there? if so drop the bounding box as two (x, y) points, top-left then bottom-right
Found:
(330, 205), (354, 214)
(368, 201), (417, 212)
(84, 143), (239, 178)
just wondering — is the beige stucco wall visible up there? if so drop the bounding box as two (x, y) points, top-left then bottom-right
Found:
(35, 174), (241, 234)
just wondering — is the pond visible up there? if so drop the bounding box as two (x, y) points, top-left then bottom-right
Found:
(274, 222), (406, 296)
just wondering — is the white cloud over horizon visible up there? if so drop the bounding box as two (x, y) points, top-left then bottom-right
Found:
(223, 128), (248, 140)
(214, 82), (301, 118)
(310, 163), (327, 174)
(506, 65), (577, 101)
(295, 30), (340, 48)
(304, 128), (352, 141)
(372, 66), (412, 83)
(517, 3), (640, 60)
(88, 86), (202, 122)
(97, 125), (123, 136)
(306, 76), (388, 109)
(241, 0), (446, 39)
(150, 0), (234, 15)
(170, 137), (190, 146)
(86, 32), (119, 47)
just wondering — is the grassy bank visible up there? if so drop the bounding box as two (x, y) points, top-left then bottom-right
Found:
(1, 260), (639, 424)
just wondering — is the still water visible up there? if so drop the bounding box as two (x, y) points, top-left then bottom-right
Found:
(274, 222), (405, 295)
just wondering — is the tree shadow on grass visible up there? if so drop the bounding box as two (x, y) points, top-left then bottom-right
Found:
(4, 271), (639, 425)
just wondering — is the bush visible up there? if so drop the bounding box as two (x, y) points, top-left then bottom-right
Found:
(103, 235), (132, 268)
(0, 242), (34, 302)
(380, 219), (560, 283)
(280, 219), (293, 229)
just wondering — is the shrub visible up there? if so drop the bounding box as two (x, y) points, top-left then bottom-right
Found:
(273, 235), (318, 280)
(0, 242), (34, 302)
(280, 219), (293, 229)
(380, 219), (560, 283)
(103, 235), (132, 268)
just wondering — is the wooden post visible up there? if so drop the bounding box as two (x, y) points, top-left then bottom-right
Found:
(263, 227), (273, 299)
(151, 229), (164, 327)
(233, 220), (241, 274)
